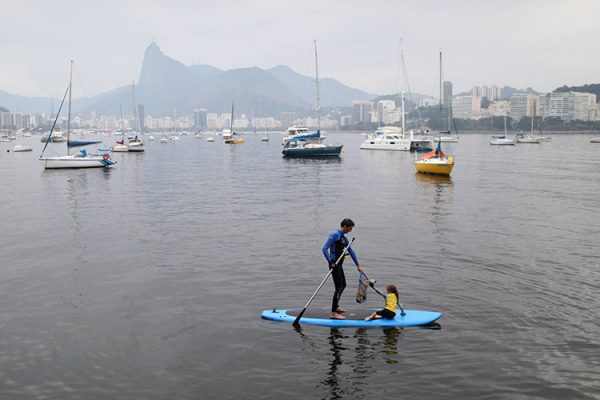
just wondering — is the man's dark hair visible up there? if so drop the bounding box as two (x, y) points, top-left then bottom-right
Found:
(340, 218), (355, 228)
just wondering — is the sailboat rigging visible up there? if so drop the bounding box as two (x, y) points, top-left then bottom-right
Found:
(281, 40), (342, 157)
(415, 51), (454, 176)
(39, 60), (115, 169)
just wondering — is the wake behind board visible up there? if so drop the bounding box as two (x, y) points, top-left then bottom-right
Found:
(261, 307), (442, 327)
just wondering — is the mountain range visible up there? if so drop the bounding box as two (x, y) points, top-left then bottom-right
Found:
(0, 43), (375, 117)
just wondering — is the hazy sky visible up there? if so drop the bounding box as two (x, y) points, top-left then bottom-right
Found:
(1, 0), (599, 99)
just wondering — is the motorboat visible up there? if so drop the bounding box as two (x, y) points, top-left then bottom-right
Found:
(206, 137), (215, 142)
(591, 137), (600, 143)
(360, 126), (410, 151)
(40, 130), (66, 142)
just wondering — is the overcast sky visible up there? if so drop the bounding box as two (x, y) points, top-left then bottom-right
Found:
(1, 0), (599, 99)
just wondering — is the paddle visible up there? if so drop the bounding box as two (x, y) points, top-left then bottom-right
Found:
(292, 237), (355, 327)
(367, 280), (406, 316)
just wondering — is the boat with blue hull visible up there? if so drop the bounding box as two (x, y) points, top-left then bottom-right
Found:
(282, 129), (342, 157)
(282, 141), (343, 157)
(282, 41), (342, 158)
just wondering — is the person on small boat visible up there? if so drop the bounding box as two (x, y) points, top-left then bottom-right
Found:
(364, 284), (399, 321)
(322, 218), (364, 320)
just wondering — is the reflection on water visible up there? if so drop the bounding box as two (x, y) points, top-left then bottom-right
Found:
(414, 172), (453, 185)
(316, 327), (408, 398)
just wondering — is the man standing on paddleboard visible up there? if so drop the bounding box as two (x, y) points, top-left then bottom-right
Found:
(322, 218), (364, 320)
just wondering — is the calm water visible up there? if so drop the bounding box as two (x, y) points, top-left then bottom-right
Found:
(0, 133), (599, 399)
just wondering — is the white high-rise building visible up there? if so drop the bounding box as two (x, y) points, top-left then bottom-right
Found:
(452, 96), (482, 120)
(510, 94), (539, 121)
(538, 92), (597, 121)
(472, 85), (502, 101)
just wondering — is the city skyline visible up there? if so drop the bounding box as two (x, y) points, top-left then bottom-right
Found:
(1, 0), (599, 100)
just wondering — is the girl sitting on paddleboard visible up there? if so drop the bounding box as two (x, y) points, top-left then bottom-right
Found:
(364, 284), (400, 321)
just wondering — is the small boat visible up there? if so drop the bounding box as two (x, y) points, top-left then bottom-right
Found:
(517, 114), (540, 143)
(591, 137), (600, 143)
(439, 135), (459, 143)
(127, 137), (145, 150)
(112, 107), (129, 152)
(224, 103), (245, 144)
(206, 136), (215, 142)
(111, 143), (129, 152)
(490, 115), (515, 145)
(148, 135), (155, 141)
(415, 137), (454, 176)
(516, 134), (540, 144)
(13, 145), (32, 152)
(490, 135), (516, 145)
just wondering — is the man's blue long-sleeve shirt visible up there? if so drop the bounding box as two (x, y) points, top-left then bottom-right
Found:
(322, 230), (359, 266)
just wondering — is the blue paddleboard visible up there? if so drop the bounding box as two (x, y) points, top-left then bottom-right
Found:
(261, 308), (442, 327)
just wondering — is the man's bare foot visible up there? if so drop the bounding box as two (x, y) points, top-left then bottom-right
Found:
(335, 308), (346, 313)
(329, 312), (346, 320)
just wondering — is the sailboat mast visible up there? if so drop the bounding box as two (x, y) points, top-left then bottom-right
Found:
(401, 92), (406, 133)
(67, 60), (73, 155)
(438, 51), (442, 133)
(132, 81), (141, 135)
(119, 104), (124, 136)
(531, 102), (535, 134)
(230, 102), (234, 132)
(314, 40), (321, 132)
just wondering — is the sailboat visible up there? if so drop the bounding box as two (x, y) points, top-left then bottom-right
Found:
(224, 102), (245, 144)
(490, 114), (516, 145)
(111, 104), (129, 152)
(415, 52), (454, 176)
(516, 112), (540, 143)
(261, 121), (270, 142)
(535, 117), (552, 142)
(39, 61), (115, 169)
(127, 81), (145, 151)
(282, 40), (342, 157)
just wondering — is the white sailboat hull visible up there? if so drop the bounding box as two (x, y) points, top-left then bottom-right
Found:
(439, 136), (459, 143)
(490, 138), (516, 145)
(128, 142), (145, 151)
(360, 139), (410, 151)
(41, 155), (115, 169)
